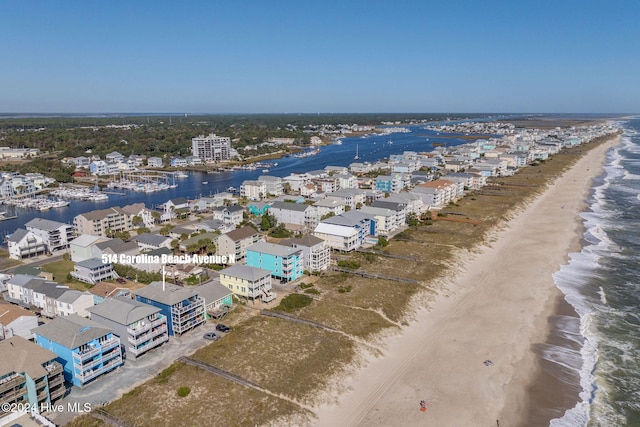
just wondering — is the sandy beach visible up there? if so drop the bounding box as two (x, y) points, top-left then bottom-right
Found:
(314, 136), (620, 427)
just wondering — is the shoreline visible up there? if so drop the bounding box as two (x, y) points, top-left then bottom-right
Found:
(314, 135), (620, 427)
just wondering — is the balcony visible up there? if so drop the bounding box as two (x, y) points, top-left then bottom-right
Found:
(171, 299), (203, 316)
(128, 324), (167, 346)
(73, 346), (100, 362)
(45, 362), (63, 377)
(76, 367), (103, 383)
(127, 316), (165, 336)
(49, 385), (66, 401)
(129, 334), (169, 356)
(47, 375), (64, 389)
(99, 337), (120, 352)
(0, 386), (27, 403)
(0, 374), (26, 394)
(74, 355), (102, 372)
(102, 357), (123, 372)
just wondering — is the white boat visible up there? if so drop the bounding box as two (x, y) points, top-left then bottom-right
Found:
(202, 181), (209, 185)
(354, 144), (360, 160)
(262, 169), (269, 173)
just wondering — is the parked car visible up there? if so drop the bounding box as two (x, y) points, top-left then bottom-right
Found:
(216, 324), (231, 333)
(203, 332), (219, 341)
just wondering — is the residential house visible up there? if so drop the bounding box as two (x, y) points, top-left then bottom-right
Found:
(375, 174), (407, 193)
(412, 179), (460, 207)
(219, 264), (275, 303)
(314, 211), (376, 252)
(268, 201), (313, 230)
(147, 157), (163, 168)
(25, 218), (74, 253)
(281, 235), (331, 272)
(240, 180), (267, 201)
(0, 303), (38, 341)
(216, 226), (265, 261)
(33, 315), (123, 388)
(6, 229), (47, 260)
(257, 175), (284, 196)
(133, 233), (173, 252)
(170, 157), (187, 167)
(192, 281), (234, 318)
(163, 197), (190, 218)
(0, 337), (65, 415)
(134, 281), (205, 336)
(87, 282), (131, 305)
(246, 242), (304, 282)
(370, 200), (408, 228)
(121, 203), (156, 228)
(105, 151), (125, 163)
(87, 297), (169, 359)
(55, 290), (95, 318)
(247, 201), (270, 216)
(311, 197), (346, 225)
(71, 258), (115, 285)
(69, 235), (108, 262)
(194, 219), (233, 234)
(360, 206), (399, 236)
(212, 205), (244, 226)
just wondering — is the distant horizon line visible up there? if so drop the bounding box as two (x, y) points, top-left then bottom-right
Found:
(0, 112), (634, 118)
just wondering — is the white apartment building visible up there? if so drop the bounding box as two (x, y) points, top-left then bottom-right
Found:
(191, 133), (231, 162)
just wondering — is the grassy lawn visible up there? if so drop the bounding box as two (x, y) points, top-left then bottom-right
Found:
(39, 259), (89, 289)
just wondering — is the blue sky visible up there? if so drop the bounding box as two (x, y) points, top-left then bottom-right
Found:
(1, 1), (639, 113)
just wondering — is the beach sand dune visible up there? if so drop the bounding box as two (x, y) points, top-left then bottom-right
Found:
(314, 137), (619, 427)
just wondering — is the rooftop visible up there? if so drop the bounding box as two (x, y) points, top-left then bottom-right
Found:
(246, 241), (302, 258)
(88, 297), (160, 325)
(0, 336), (58, 379)
(32, 314), (113, 349)
(134, 281), (201, 306)
(220, 264), (272, 281)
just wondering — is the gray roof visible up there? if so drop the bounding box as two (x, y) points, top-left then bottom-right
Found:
(6, 228), (29, 243)
(32, 314), (114, 349)
(224, 226), (261, 242)
(7, 274), (37, 288)
(323, 210), (371, 227)
(88, 297), (160, 325)
(269, 201), (309, 212)
(76, 258), (109, 269)
(57, 290), (89, 304)
(280, 235), (324, 248)
(197, 219), (226, 230)
(0, 336), (57, 379)
(220, 264), (271, 281)
(134, 281), (200, 306)
(246, 241), (302, 258)
(26, 218), (69, 232)
(193, 281), (232, 304)
(133, 233), (171, 247)
(370, 200), (405, 211)
(70, 234), (105, 248)
(22, 277), (68, 299)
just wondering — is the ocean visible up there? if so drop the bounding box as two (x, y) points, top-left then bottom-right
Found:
(551, 118), (640, 426)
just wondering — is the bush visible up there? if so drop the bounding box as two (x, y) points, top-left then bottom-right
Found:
(337, 285), (352, 293)
(276, 294), (313, 312)
(304, 288), (321, 295)
(337, 260), (360, 269)
(363, 252), (376, 262)
(299, 282), (314, 289)
(177, 386), (191, 397)
(376, 237), (389, 247)
(437, 212), (448, 217)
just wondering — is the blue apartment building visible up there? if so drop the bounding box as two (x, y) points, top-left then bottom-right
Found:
(245, 241), (304, 282)
(32, 315), (123, 388)
(133, 281), (205, 336)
